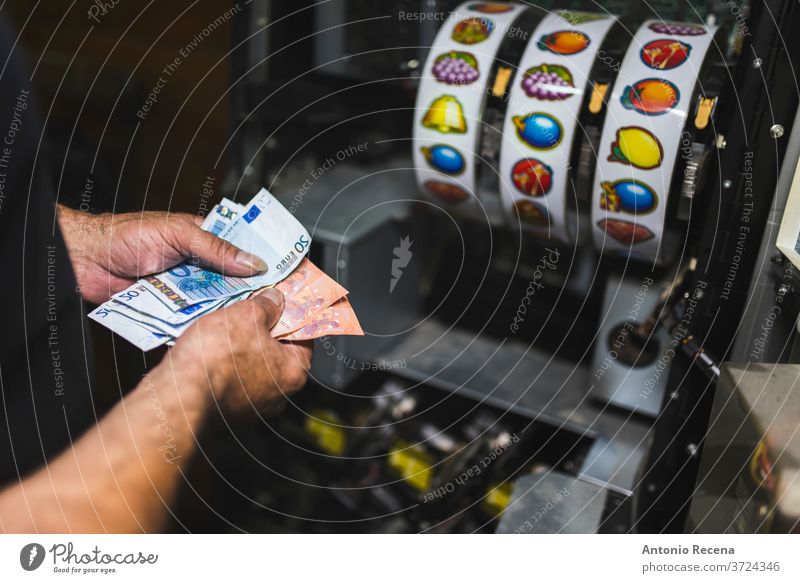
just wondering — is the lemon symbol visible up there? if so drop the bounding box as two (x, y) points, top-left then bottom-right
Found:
(609, 127), (663, 170)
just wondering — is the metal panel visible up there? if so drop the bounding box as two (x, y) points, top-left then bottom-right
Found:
(496, 472), (608, 534)
(690, 363), (800, 533)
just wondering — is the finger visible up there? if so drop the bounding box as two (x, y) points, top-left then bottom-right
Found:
(279, 340), (313, 391)
(250, 288), (285, 329)
(168, 216), (267, 276)
(280, 340), (313, 370)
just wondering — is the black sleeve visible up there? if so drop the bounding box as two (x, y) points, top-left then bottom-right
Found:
(0, 14), (95, 485)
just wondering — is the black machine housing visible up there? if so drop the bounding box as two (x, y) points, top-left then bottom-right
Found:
(188, 0), (800, 534)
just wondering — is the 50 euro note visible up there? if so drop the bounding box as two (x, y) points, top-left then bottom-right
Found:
(140, 188), (311, 311)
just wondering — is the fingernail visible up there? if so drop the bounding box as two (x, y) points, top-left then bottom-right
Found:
(259, 287), (283, 307)
(235, 251), (267, 273)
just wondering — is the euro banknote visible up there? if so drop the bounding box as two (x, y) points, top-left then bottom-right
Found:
(139, 188), (311, 310)
(276, 298), (364, 341)
(270, 259), (349, 337)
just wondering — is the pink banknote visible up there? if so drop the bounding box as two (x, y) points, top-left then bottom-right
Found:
(277, 297), (363, 341)
(270, 259), (349, 337)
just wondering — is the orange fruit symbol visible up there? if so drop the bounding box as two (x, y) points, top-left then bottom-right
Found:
(537, 31), (590, 55)
(620, 78), (680, 115)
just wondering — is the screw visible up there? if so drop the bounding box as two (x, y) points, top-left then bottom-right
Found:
(406, 58), (420, 70)
(772, 254), (785, 264)
(670, 391), (680, 400)
(753, 57), (763, 68)
(770, 124), (785, 139)
(646, 483), (657, 493)
(687, 443), (699, 458)
(723, 179), (733, 189)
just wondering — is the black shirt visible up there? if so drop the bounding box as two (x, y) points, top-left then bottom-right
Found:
(0, 16), (94, 485)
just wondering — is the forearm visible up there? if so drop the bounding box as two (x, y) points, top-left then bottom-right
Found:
(0, 357), (211, 533)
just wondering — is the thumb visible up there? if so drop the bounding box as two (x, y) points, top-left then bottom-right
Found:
(250, 288), (284, 329)
(172, 219), (268, 277)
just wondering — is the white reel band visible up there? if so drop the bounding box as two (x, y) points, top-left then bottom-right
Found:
(498, 10), (618, 242)
(413, 2), (527, 217)
(591, 20), (719, 264)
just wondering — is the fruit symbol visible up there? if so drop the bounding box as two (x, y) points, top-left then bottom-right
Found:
(512, 113), (563, 150)
(596, 219), (655, 244)
(421, 144), (466, 175)
(607, 127), (663, 170)
(424, 180), (469, 203)
(513, 200), (550, 227)
(432, 51), (480, 85)
(559, 10), (607, 25)
(537, 31), (591, 55)
(468, 2), (514, 13)
(641, 39), (692, 70)
(452, 17), (493, 45)
(600, 180), (657, 214)
(620, 79), (680, 115)
(511, 159), (553, 197)
(521, 64), (575, 100)
(648, 22), (707, 36)
(422, 95), (467, 133)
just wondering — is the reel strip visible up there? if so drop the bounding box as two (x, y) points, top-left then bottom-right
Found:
(591, 20), (719, 264)
(413, 2), (527, 210)
(498, 10), (618, 242)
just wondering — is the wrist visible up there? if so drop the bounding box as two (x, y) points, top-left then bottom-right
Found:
(145, 353), (214, 427)
(168, 324), (238, 403)
(160, 344), (214, 400)
(57, 205), (113, 302)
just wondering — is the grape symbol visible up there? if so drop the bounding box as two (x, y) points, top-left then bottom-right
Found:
(648, 22), (706, 36)
(432, 51), (479, 85)
(521, 64), (574, 100)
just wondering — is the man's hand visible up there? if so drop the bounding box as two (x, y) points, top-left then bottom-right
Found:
(58, 205), (267, 304)
(169, 287), (313, 417)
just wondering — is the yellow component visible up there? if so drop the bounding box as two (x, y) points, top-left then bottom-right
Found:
(694, 96), (716, 130)
(388, 441), (433, 492)
(492, 66), (513, 98)
(483, 482), (513, 515)
(614, 127), (663, 170)
(749, 440), (775, 490)
(588, 82), (609, 114)
(305, 410), (346, 455)
(422, 95), (467, 134)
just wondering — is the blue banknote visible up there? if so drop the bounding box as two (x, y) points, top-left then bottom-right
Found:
(140, 189), (310, 311)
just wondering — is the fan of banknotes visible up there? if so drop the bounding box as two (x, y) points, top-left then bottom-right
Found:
(89, 188), (363, 351)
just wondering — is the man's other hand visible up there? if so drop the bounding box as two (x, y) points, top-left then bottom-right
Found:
(169, 288), (313, 417)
